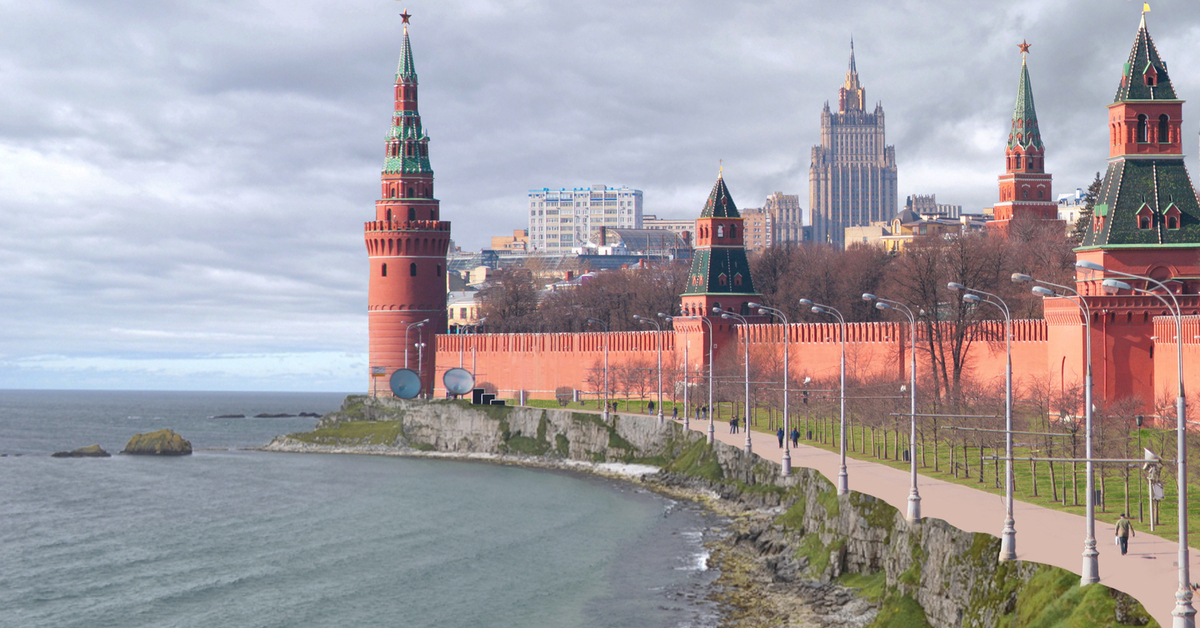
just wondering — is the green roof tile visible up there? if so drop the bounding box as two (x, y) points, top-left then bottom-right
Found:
(1007, 61), (1043, 151)
(700, 175), (740, 218)
(1114, 16), (1177, 102)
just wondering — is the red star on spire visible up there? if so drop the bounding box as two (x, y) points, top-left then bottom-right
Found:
(1018, 40), (1031, 55)
(400, 9), (411, 24)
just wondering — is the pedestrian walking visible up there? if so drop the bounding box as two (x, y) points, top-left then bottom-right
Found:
(791, 428), (800, 447)
(777, 428), (785, 448)
(672, 406), (678, 421)
(1116, 513), (1135, 555)
(729, 417), (738, 434)
(648, 400), (655, 415)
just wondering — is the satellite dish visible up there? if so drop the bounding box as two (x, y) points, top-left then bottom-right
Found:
(389, 369), (422, 399)
(444, 368), (475, 396)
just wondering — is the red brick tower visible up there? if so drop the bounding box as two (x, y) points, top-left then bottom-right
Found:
(1049, 12), (1200, 406)
(365, 13), (450, 396)
(989, 42), (1058, 232)
(676, 172), (764, 383)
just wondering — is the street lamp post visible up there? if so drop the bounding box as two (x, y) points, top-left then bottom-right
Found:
(715, 307), (752, 453)
(460, 317), (487, 368)
(415, 341), (427, 397)
(750, 302), (791, 477)
(657, 313), (684, 428)
(801, 298), (849, 495)
(863, 293), (921, 523)
(1014, 273), (1098, 585)
(1082, 257), (1195, 627)
(697, 315), (716, 444)
(634, 315), (665, 423)
(948, 282), (1016, 562)
(404, 319), (429, 371)
(587, 318), (610, 421)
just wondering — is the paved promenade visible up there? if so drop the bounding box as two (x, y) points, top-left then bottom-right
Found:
(680, 415), (1198, 627)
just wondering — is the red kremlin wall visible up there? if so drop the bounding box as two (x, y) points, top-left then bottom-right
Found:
(432, 320), (1050, 402)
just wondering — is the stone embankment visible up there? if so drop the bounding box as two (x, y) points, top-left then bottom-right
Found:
(263, 396), (1156, 627)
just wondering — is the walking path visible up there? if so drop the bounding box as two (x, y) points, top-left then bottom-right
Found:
(682, 415), (1197, 627)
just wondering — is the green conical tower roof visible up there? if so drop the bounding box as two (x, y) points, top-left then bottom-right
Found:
(1114, 14), (1176, 102)
(1008, 59), (1043, 150)
(684, 173), (756, 296)
(397, 26), (417, 82)
(699, 173), (741, 219)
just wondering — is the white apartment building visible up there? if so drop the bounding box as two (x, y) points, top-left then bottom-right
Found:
(527, 185), (643, 253)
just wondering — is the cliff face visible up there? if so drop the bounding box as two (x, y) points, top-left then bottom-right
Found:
(265, 396), (1154, 628)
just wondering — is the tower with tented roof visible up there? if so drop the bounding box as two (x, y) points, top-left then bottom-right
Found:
(989, 43), (1059, 232)
(364, 12), (450, 396)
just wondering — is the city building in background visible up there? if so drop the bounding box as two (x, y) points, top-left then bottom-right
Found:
(764, 192), (804, 243)
(904, 194), (962, 219)
(642, 214), (696, 244)
(490, 229), (528, 253)
(581, 226), (692, 259)
(741, 206), (774, 252)
(988, 46), (1060, 233)
(527, 185), (643, 253)
(809, 41), (898, 248)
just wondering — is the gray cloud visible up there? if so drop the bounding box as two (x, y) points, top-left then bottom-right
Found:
(2, 0), (1197, 389)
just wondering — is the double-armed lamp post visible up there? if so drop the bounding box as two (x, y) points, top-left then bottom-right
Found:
(633, 314), (665, 423)
(714, 307), (752, 454)
(862, 293), (921, 523)
(586, 318), (610, 421)
(801, 298), (849, 495)
(750, 302), (791, 477)
(1012, 272), (1098, 585)
(948, 282), (1016, 562)
(1078, 259), (1194, 626)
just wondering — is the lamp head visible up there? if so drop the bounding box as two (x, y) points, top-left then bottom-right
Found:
(811, 306), (825, 315)
(633, 315), (645, 321)
(1011, 273), (1033, 284)
(720, 313), (732, 320)
(862, 293), (877, 302)
(1075, 260), (1106, 272)
(758, 308), (768, 316)
(656, 312), (668, 318)
(798, 298), (813, 307)
(1101, 278), (1131, 295)
(1031, 286), (1055, 298)
(747, 301), (761, 308)
(947, 282), (966, 292)
(962, 293), (982, 304)
(875, 302), (889, 311)
(712, 306), (722, 314)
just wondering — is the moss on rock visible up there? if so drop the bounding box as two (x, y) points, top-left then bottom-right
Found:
(122, 430), (192, 456)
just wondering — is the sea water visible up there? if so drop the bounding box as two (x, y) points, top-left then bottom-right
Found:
(0, 391), (723, 628)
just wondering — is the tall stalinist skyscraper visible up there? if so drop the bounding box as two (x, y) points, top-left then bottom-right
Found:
(809, 41), (898, 247)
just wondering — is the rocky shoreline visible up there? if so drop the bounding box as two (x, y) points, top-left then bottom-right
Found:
(259, 396), (1157, 628)
(261, 436), (865, 626)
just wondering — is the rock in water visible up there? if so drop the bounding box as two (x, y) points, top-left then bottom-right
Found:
(122, 430), (193, 456)
(51, 444), (112, 458)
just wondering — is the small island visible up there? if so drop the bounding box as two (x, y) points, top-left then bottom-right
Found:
(51, 444), (111, 458)
(122, 429), (192, 456)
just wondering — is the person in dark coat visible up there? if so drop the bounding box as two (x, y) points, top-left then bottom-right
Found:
(729, 417), (738, 433)
(1116, 513), (1136, 555)
(777, 428), (785, 448)
(791, 428), (800, 447)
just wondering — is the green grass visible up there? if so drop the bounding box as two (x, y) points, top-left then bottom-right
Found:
(868, 592), (933, 628)
(778, 415), (1200, 548)
(289, 420), (401, 445)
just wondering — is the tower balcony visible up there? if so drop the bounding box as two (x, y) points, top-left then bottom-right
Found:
(364, 219), (451, 233)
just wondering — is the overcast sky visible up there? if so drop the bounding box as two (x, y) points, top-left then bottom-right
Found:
(3, 0), (1200, 391)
